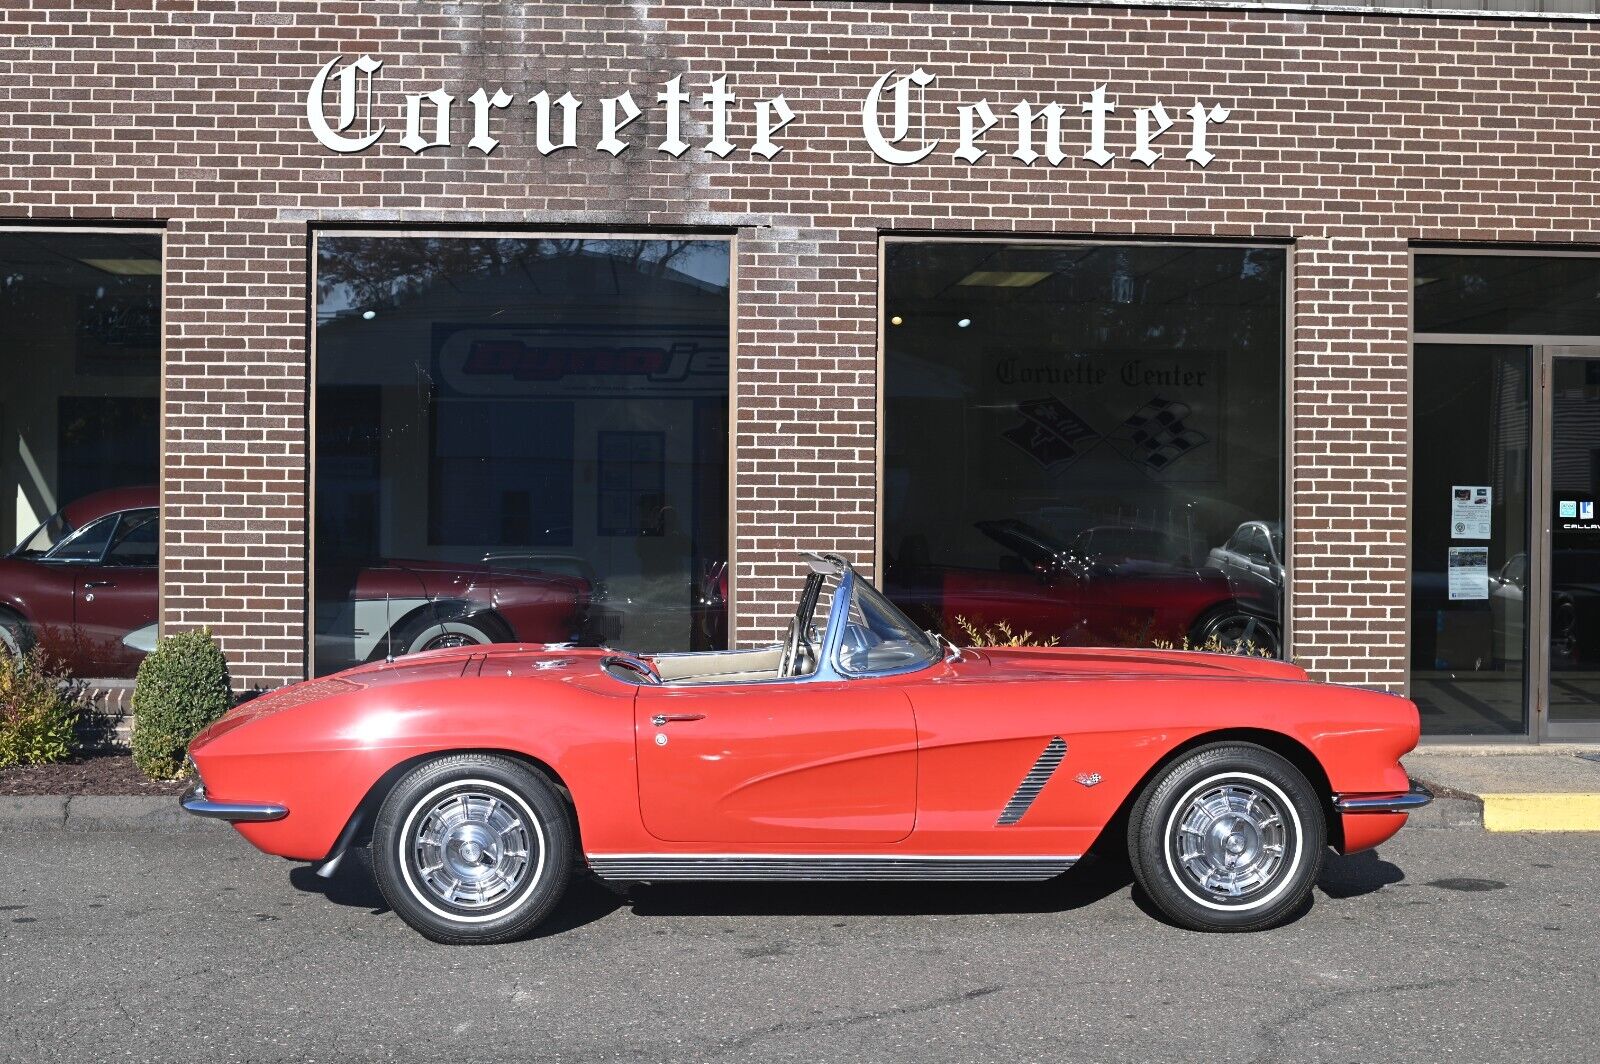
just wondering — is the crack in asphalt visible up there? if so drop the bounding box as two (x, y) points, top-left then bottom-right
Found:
(1248, 976), (1473, 1064)
(625, 984), (1008, 1062)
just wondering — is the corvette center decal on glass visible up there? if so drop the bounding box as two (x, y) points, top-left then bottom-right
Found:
(303, 57), (1235, 169)
(995, 353), (1221, 481)
(1447, 546), (1490, 601)
(1450, 485), (1492, 540)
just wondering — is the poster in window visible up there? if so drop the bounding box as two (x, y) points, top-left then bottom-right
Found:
(1450, 485), (1491, 540)
(1447, 546), (1489, 600)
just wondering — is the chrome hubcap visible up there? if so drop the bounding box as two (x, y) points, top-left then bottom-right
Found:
(1172, 782), (1288, 901)
(411, 791), (532, 910)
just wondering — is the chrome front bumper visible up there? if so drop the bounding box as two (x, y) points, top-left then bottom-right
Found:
(1332, 779), (1434, 815)
(179, 780), (288, 823)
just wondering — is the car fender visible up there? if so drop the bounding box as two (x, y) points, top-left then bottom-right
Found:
(188, 657), (637, 863)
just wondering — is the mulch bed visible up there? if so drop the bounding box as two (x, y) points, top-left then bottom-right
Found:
(0, 754), (187, 796)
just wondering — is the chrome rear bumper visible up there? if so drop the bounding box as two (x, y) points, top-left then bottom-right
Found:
(1332, 779), (1433, 814)
(179, 780), (288, 823)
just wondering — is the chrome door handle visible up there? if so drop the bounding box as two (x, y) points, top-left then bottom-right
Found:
(651, 713), (706, 727)
(83, 581), (113, 589)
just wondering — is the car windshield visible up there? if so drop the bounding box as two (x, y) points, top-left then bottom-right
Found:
(834, 575), (939, 675)
(11, 510), (72, 558)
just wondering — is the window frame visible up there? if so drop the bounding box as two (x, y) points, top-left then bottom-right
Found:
(875, 232), (1294, 660)
(0, 224), (165, 650)
(307, 228), (738, 679)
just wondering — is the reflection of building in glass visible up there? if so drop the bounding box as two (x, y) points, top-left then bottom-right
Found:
(312, 238), (730, 674)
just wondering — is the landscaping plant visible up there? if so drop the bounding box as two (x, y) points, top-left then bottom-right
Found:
(131, 627), (234, 780)
(0, 647), (84, 768)
(954, 615), (1061, 648)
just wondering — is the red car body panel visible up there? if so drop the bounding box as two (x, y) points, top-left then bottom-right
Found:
(190, 642), (1420, 867)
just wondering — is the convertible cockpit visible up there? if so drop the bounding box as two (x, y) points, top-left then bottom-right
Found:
(602, 552), (942, 686)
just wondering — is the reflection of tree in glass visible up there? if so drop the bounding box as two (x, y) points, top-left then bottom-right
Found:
(317, 238), (709, 312)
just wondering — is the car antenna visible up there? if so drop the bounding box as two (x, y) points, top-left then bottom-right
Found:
(385, 592), (395, 664)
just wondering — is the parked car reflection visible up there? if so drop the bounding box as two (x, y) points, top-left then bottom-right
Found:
(0, 486), (603, 679)
(886, 517), (1280, 654)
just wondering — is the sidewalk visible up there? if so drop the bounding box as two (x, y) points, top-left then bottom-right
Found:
(1405, 745), (1600, 832)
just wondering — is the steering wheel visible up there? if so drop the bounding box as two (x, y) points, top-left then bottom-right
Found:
(777, 616), (806, 678)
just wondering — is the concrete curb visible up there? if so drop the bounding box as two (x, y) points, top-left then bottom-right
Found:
(0, 794), (229, 834)
(1480, 792), (1600, 832)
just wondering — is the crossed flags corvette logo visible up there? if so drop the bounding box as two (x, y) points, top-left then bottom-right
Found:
(1003, 395), (1209, 473)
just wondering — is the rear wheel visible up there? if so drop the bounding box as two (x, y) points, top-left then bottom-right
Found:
(1191, 608), (1280, 656)
(1127, 743), (1325, 932)
(371, 754), (572, 945)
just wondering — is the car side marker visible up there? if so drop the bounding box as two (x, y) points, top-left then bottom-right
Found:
(997, 736), (1068, 825)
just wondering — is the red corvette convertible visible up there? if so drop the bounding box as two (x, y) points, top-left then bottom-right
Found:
(183, 552), (1428, 943)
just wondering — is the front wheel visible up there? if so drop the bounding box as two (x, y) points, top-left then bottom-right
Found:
(372, 754), (572, 944)
(1127, 743), (1325, 932)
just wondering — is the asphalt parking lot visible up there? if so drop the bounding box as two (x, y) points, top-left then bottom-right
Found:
(2, 825), (1596, 1064)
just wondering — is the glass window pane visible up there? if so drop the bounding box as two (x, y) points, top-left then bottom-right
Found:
(1408, 344), (1530, 736)
(0, 231), (161, 678)
(1547, 356), (1600, 725)
(1416, 255), (1600, 336)
(883, 242), (1285, 657)
(313, 236), (730, 675)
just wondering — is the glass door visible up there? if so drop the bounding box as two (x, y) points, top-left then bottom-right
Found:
(1409, 345), (1533, 736)
(1543, 348), (1600, 739)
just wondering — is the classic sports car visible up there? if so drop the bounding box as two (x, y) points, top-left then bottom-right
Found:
(0, 486), (590, 678)
(888, 519), (1280, 654)
(183, 553), (1428, 944)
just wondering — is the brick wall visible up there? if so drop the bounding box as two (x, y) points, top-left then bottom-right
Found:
(3, 1), (1599, 690)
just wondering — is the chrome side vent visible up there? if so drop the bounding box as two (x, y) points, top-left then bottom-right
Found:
(997, 736), (1067, 826)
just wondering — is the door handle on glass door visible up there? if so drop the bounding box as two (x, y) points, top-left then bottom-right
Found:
(651, 713), (706, 727)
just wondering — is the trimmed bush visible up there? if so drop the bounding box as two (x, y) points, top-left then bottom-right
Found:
(131, 627), (233, 780)
(0, 648), (83, 768)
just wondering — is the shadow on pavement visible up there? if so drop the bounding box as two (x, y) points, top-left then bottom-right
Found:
(1317, 848), (1406, 899)
(286, 847), (1134, 929)
(624, 854), (1132, 919)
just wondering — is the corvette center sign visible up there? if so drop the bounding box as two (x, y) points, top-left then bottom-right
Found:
(304, 56), (1234, 169)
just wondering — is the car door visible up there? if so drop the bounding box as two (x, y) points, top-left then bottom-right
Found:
(73, 509), (159, 676)
(633, 679), (918, 844)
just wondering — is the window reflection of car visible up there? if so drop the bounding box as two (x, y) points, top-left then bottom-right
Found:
(886, 518), (1280, 655)
(0, 486), (592, 679)
(0, 487), (159, 677)
(1526, 549), (1600, 667)
(1206, 521), (1284, 620)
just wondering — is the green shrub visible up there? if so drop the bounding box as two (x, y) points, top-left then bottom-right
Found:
(131, 628), (234, 780)
(0, 648), (83, 768)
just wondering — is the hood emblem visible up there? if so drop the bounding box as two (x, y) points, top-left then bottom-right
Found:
(533, 658), (575, 670)
(1075, 772), (1103, 788)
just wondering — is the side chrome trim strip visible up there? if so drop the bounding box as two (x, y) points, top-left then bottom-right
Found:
(1332, 779), (1434, 814)
(179, 782), (288, 823)
(997, 736), (1068, 825)
(586, 853), (1079, 882)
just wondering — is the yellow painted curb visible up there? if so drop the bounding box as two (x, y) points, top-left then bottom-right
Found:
(1480, 793), (1600, 832)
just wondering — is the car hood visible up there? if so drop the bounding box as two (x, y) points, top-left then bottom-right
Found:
(969, 644), (1308, 683)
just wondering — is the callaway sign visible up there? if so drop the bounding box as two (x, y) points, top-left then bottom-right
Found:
(306, 57), (1232, 169)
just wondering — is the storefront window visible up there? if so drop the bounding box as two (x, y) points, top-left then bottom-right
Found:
(1415, 254), (1600, 336)
(882, 241), (1285, 655)
(313, 236), (730, 675)
(0, 230), (161, 679)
